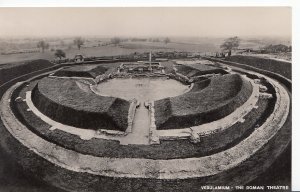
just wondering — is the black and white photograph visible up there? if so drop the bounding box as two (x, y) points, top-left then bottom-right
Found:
(0, 5), (293, 192)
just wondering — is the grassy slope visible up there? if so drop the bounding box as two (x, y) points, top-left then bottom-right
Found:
(154, 74), (253, 130)
(0, 59), (54, 83)
(0, 52), (54, 65)
(0, 146), (65, 192)
(160, 61), (175, 74)
(53, 65), (108, 78)
(190, 79), (211, 91)
(225, 55), (291, 79)
(175, 64), (227, 78)
(31, 77), (130, 131)
(11, 79), (271, 159)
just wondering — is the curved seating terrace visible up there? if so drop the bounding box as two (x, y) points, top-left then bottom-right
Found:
(154, 74), (253, 130)
(52, 65), (108, 78)
(31, 77), (130, 131)
(174, 64), (228, 78)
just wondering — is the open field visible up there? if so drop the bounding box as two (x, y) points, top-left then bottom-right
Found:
(0, 36), (291, 65)
(0, 42), (211, 65)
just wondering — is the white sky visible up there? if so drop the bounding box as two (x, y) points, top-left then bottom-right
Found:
(0, 7), (291, 37)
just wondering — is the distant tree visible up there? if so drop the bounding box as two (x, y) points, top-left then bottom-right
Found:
(60, 40), (65, 47)
(152, 38), (160, 42)
(54, 49), (66, 60)
(73, 37), (84, 50)
(263, 44), (289, 53)
(37, 40), (49, 53)
(111, 37), (121, 46)
(220, 36), (240, 56)
(164, 37), (171, 44)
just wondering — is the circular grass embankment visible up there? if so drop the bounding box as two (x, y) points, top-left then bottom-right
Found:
(0, 76), (290, 192)
(0, 59), (55, 83)
(52, 65), (108, 78)
(189, 78), (211, 91)
(174, 64), (227, 78)
(0, 59), (291, 191)
(0, 103), (290, 192)
(155, 74), (253, 130)
(8, 77), (275, 159)
(31, 77), (130, 131)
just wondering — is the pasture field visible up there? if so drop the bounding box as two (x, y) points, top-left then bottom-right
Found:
(2, 36), (290, 65)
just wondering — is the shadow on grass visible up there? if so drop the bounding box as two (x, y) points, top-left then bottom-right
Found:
(0, 147), (66, 192)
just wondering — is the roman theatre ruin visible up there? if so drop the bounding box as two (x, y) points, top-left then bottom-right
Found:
(0, 55), (291, 191)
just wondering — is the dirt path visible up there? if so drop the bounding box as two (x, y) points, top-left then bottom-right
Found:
(121, 100), (150, 145)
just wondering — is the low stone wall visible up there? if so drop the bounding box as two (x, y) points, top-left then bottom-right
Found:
(165, 70), (191, 84)
(127, 99), (138, 133)
(148, 101), (160, 144)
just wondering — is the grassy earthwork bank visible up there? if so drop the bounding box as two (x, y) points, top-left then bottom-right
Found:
(174, 63), (227, 78)
(0, 57), (292, 191)
(0, 59), (55, 84)
(0, 96), (291, 192)
(154, 74), (252, 130)
(225, 55), (291, 79)
(9, 76), (274, 159)
(52, 65), (108, 78)
(31, 77), (130, 131)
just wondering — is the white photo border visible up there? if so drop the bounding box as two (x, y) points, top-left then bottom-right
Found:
(0, 0), (298, 191)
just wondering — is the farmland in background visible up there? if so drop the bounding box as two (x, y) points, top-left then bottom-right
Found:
(0, 36), (291, 65)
